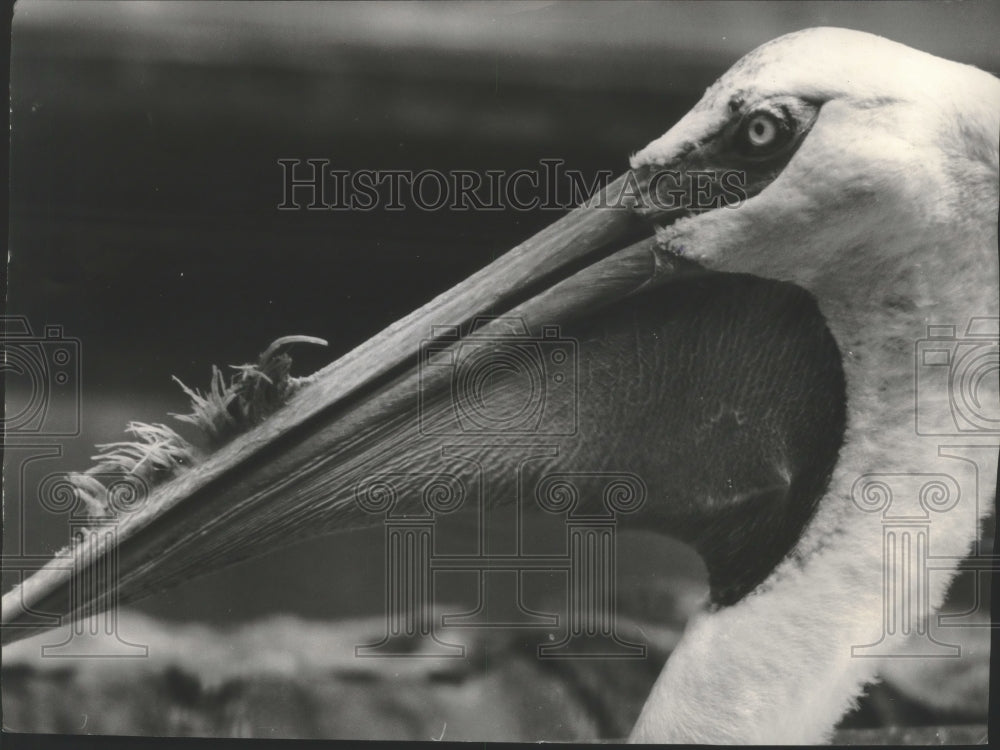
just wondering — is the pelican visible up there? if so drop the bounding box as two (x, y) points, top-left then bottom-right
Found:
(3, 27), (998, 743)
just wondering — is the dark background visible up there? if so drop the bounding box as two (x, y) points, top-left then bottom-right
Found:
(5, 0), (998, 640)
(4, 1), (998, 741)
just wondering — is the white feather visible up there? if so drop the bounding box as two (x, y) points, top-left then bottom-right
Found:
(629, 27), (998, 743)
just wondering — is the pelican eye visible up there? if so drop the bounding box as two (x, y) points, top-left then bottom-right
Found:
(735, 110), (792, 155)
(747, 115), (777, 145)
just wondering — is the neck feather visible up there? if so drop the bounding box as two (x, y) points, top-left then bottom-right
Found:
(631, 204), (998, 744)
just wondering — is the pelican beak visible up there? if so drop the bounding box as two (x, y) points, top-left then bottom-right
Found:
(2, 171), (699, 647)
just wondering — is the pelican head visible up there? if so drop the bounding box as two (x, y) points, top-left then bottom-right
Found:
(634, 27), (998, 328)
(4, 26), (997, 744)
(627, 27), (999, 744)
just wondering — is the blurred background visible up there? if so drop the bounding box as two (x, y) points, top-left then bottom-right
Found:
(4, 0), (997, 742)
